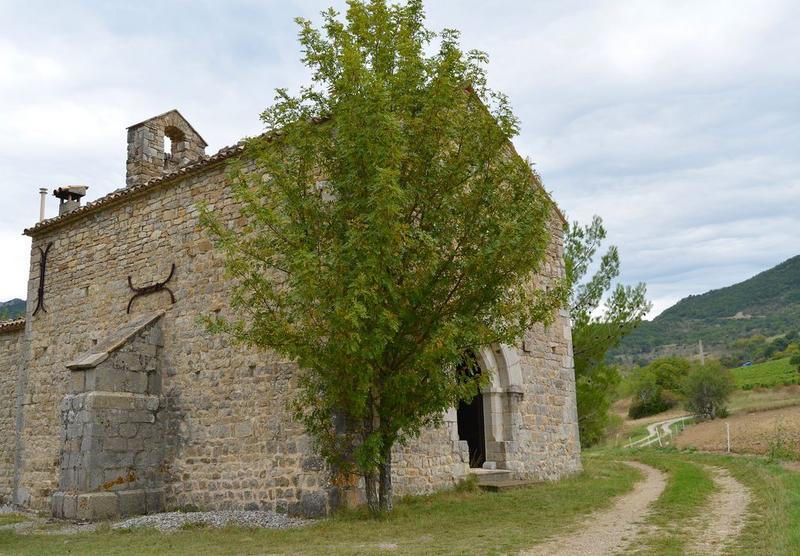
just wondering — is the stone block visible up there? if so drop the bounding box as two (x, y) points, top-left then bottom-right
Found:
(144, 395), (159, 411)
(70, 371), (86, 393)
(117, 489), (146, 516)
(105, 437), (127, 452)
(128, 410), (156, 424)
(118, 423), (139, 438)
(88, 392), (137, 410)
(234, 422), (252, 438)
(84, 369), (97, 391)
(76, 492), (118, 521)
(146, 371), (161, 395)
(116, 352), (143, 372)
(62, 494), (78, 519)
(299, 492), (327, 518)
(51, 491), (64, 517)
(145, 488), (165, 514)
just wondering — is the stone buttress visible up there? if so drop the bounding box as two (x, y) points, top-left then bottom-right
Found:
(51, 312), (166, 520)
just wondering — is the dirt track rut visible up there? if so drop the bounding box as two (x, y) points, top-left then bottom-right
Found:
(685, 465), (751, 555)
(520, 461), (666, 556)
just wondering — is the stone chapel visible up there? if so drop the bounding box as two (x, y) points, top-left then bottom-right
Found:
(0, 109), (581, 520)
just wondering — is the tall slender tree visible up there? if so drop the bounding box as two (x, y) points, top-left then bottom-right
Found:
(565, 216), (651, 446)
(203, 0), (564, 513)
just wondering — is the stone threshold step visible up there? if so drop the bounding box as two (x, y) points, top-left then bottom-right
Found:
(476, 480), (537, 493)
(469, 469), (512, 483)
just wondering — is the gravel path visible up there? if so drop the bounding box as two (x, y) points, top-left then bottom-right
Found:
(685, 466), (751, 555)
(520, 461), (667, 556)
(114, 510), (308, 532)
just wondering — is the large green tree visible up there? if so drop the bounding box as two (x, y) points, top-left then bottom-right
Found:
(565, 216), (651, 446)
(204, 0), (564, 513)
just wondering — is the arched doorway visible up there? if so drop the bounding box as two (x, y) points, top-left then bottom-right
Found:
(456, 355), (486, 467)
(448, 344), (525, 470)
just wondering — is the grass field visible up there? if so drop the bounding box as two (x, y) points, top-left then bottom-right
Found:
(0, 459), (639, 556)
(2, 450), (799, 555)
(732, 357), (798, 389)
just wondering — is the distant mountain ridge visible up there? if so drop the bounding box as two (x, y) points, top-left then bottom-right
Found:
(0, 299), (25, 320)
(613, 255), (800, 362)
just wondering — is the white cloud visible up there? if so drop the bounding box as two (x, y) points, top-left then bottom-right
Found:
(0, 0), (798, 317)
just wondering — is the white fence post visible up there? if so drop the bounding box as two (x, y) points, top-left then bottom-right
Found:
(726, 422), (731, 453)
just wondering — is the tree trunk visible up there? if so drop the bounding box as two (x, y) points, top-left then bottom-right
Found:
(365, 471), (379, 514)
(378, 445), (393, 513)
(364, 390), (381, 515)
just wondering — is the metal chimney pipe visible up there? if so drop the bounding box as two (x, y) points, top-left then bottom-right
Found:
(39, 188), (48, 222)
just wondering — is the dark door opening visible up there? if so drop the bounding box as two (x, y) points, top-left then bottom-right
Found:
(457, 392), (486, 468)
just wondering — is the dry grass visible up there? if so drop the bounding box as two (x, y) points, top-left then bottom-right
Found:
(674, 406), (800, 459)
(728, 385), (800, 414)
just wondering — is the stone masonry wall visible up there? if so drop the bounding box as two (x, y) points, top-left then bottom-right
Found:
(0, 326), (23, 503)
(515, 220), (582, 478)
(20, 160), (337, 515)
(19, 150), (579, 515)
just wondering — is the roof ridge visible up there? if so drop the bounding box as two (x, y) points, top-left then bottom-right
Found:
(23, 142), (246, 237)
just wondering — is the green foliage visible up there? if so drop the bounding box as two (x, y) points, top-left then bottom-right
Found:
(627, 357), (690, 418)
(790, 353), (800, 368)
(646, 357), (691, 393)
(564, 216), (650, 446)
(613, 254), (800, 361)
(0, 514), (28, 526)
(628, 369), (676, 419)
(720, 333), (799, 367)
(452, 474), (479, 493)
(731, 357), (799, 389)
(574, 363), (620, 446)
(202, 0), (564, 512)
(682, 362), (735, 419)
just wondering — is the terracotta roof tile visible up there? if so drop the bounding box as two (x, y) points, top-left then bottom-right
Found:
(0, 318), (25, 334)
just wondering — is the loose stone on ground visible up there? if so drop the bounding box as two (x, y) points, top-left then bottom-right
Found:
(0, 509), (308, 535)
(114, 510), (309, 531)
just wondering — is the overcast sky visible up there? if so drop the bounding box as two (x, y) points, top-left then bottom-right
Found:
(1, 0), (798, 317)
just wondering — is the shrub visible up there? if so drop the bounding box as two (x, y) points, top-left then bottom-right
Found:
(626, 357), (690, 419)
(628, 369), (675, 418)
(767, 423), (800, 462)
(628, 398), (671, 419)
(453, 474), (479, 493)
(648, 357), (692, 393)
(683, 362), (735, 420)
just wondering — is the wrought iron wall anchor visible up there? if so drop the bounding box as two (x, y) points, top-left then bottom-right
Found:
(127, 263), (176, 314)
(32, 242), (53, 316)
